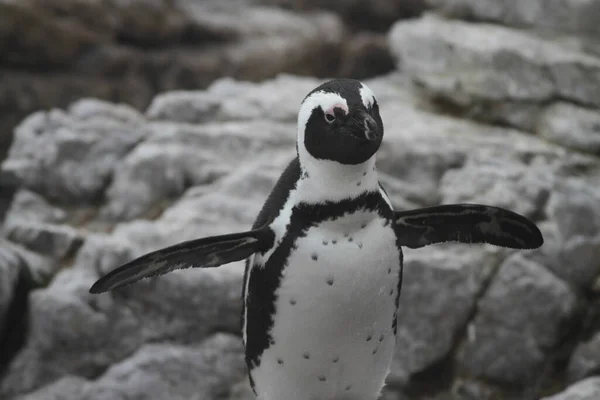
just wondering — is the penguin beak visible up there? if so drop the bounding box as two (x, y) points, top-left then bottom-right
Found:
(354, 110), (379, 141)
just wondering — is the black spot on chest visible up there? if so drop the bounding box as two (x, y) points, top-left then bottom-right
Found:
(244, 190), (394, 381)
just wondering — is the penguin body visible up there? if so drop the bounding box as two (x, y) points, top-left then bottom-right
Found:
(243, 161), (402, 400)
(90, 79), (544, 400)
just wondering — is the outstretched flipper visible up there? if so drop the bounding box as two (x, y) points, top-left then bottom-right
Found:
(89, 229), (272, 294)
(394, 204), (543, 249)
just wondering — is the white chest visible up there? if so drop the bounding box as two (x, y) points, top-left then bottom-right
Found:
(250, 211), (402, 400)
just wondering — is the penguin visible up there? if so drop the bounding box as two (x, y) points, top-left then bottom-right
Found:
(89, 79), (543, 400)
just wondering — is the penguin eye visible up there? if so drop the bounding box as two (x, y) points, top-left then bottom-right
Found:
(324, 111), (336, 123)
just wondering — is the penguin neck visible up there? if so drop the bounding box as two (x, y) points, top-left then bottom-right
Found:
(296, 153), (379, 204)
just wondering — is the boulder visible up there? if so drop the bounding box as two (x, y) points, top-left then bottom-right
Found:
(427, 0), (600, 37)
(259, 0), (427, 32)
(542, 377), (600, 400)
(537, 103), (600, 156)
(390, 244), (505, 381)
(0, 0), (346, 167)
(0, 233), (244, 397)
(1, 100), (146, 204)
(567, 332), (600, 383)
(457, 254), (579, 385)
(15, 334), (246, 400)
(388, 14), (600, 132)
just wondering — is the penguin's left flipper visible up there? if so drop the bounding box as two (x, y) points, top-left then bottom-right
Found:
(394, 204), (543, 249)
(89, 229), (270, 294)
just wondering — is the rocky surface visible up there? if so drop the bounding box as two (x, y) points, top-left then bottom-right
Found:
(388, 14), (600, 153)
(428, 0), (600, 37)
(0, 3), (600, 400)
(0, 0), (407, 164)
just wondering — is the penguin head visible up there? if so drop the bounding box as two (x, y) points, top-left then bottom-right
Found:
(297, 79), (383, 166)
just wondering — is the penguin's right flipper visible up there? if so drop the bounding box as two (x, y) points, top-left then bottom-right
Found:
(89, 229), (271, 294)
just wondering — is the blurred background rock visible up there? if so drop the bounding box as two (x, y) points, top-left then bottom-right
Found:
(0, 0), (599, 399)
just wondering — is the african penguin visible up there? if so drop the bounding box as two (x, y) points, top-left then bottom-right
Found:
(90, 79), (543, 400)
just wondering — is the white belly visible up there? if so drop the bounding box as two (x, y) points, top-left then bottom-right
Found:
(251, 211), (401, 400)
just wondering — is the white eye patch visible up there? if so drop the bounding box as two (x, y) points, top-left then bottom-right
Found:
(359, 83), (376, 109)
(297, 91), (349, 138)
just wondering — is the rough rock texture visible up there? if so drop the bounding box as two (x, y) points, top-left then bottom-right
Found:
(542, 377), (600, 400)
(0, 244), (23, 335)
(15, 334), (246, 400)
(259, 0), (427, 32)
(2, 100), (145, 204)
(427, 0), (600, 37)
(0, 0), (409, 165)
(568, 332), (600, 383)
(457, 253), (579, 385)
(388, 14), (600, 151)
(390, 244), (504, 383)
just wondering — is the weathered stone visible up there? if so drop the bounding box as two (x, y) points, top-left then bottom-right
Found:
(388, 15), (600, 130)
(338, 33), (395, 79)
(547, 178), (600, 239)
(147, 74), (320, 124)
(0, 233), (244, 398)
(427, 0), (600, 37)
(537, 103), (600, 156)
(439, 157), (552, 220)
(0, 0), (346, 170)
(4, 222), (84, 261)
(101, 119), (295, 220)
(457, 254), (579, 385)
(1, 103), (145, 204)
(0, 1), (105, 69)
(0, 243), (23, 334)
(2, 189), (67, 228)
(15, 376), (88, 400)
(567, 332), (600, 383)
(15, 334), (245, 400)
(542, 377), (600, 400)
(391, 244), (504, 380)
(78, 334), (246, 400)
(259, 0), (427, 31)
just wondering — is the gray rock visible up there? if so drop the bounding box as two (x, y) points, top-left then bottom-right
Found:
(147, 74), (321, 124)
(390, 244), (504, 380)
(101, 118), (295, 220)
(567, 332), (600, 382)
(542, 377), (600, 400)
(16, 376), (88, 400)
(427, 0), (600, 37)
(457, 254), (579, 385)
(547, 178), (600, 239)
(1, 103), (145, 204)
(79, 334), (245, 400)
(2, 241), (57, 287)
(18, 334), (245, 400)
(338, 33), (395, 79)
(388, 14), (600, 130)
(0, 232), (244, 398)
(259, 0), (426, 31)
(228, 379), (255, 400)
(0, 243), (24, 333)
(521, 220), (600, 290)
(439, 156), (553, 219)
(0, 0), (346, 182)
(537, 103), (600, 155)
(4, 222), (84, 261)
(2, 190), (67, 227)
